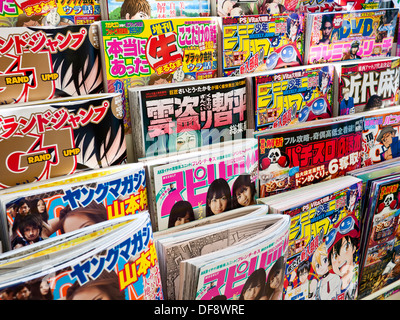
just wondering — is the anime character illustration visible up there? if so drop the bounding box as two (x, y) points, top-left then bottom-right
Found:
(258, 0), (286, 14)
(168, 200), (195, 228)
(318, 69), (331, 95)
(326, 214), (359, 300)
(317, 14), (333, 45)
(259, 147), (290, 197)
(339, 87), (355, 115)
(345, 184), (359, 213)
(376, 125), (400, 161)
(285, 260), (311, 300)
(16, 13), (44, 27)
(239, 268), (267, 300)
(342, 40), (362, 60)
(382, 247), (400, 285)
(120, 0), (151, 19)
(205, 178), (232, 216)
(286, 13), (300, 43)
(176, 131), (198, 152)
(310, 242), (341, 300)
(231, 174), (256, 209)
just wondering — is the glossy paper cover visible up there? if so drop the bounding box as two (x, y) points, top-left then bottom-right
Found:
(305, 8), (398, 64)
(221, 13), (305, 77)
(254, 64), (334, 132)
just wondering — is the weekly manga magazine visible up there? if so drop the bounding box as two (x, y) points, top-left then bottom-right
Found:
(252, 64), (334, 132)
(0, 24), (103, 105)
(0, 163), (147, 252)
(358, 174), (400, 299)
(336, 57), (400, 116)
(143, 138), (258, 231)
(0, 93), (126, 189)
(305, 8), (399, 64)
(101, 0), (210, 19)
(262, 176), (363, 300)
(0, 0), (101, 27)
(221, 13), (305, 77)
(128, 76), (248, 161)
(255, 117), (364, 198)
(0, 211), (164, 300)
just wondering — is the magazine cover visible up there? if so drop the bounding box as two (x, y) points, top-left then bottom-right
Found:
(101, 0), (210, 19)
(155, 205), (270, 300)
(358, 174), (400, 299)
(211, 0), (300, 15)
(0, 93), (126, 190)
(145, 138), (258, 231)
(0, 0), (101, 27)
(179, 213), (290, 300)
(97, 17), (219, 146)
(305, 8), (399, 64)
(0, 24), (103, 105)
(297, 0), (384, 12)
(0, 211), (164, 300)
(260, 177), (363, 300)
(128, 76), (248, 160)
(221, 13), (305, 77)
(256, 117), (364, 198)
(358, 106), (400, 167)
(336, 57), (400, 116)
(0, 163), (147, 252)
(252, 64), (334, 131)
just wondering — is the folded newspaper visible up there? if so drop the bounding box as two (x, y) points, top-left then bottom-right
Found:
(0, 211), (164, 300)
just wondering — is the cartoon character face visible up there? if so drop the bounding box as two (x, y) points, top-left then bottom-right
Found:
(268, 148), (281, 163)
(384, 194), (395, 207)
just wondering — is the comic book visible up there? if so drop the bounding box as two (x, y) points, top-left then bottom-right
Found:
(221, 13), (305, 77)
(155, 205), (270, 300)
(334, 57), (400, 116)
(258, 176), (363, 300)
(250, 63), (334, 132)
(0, 163), (147, 252)
(0, 93), (126, 190)
(0, 24), (103, 104)
(210, 0), (300, 15)
(96, 17), (219, 154)
(354, 106), (400, 167)
(128, 76), (249, 161)
(304, 8), (399, 65)
(297, 0), (385, 12)
(255, 116), (364, 198)
(358, 174), (400, 299)
(178, 213), (290, 300)
(142, 138), (258, 231)
(101, 0), (210, 19)
(0, 211), (164, 300)
(0, 0), (101, 27)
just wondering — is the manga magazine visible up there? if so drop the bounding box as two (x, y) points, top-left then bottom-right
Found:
(0, 0), (101, 27)
(304, 8), (399, 65)
(357, 106), (400, 167)
(0, 93), (126, 189)
(297, 0), (384, 12)
(0, 23), (103, 104)
(96, 17), (219, 147)
(101, 0), (210, 19)
(252, 64), (334, 132)
(221, 13), (305, 77)
(0, 211), (164, 300)
(128, 77), (248, 161)
(211, 0), (300, 15)
(255, 116), (364, 198)
(143, 138), (258, 231)
(358, 174), (400, 299)
(0, 163), (147, 252)
(179, 213), (290, 300)
(155, 205), (270, 300)
(261, 176), (363, 300)
(335, 57), (400, 116)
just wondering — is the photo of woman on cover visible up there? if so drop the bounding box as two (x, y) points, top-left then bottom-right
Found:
(205, 178), (232, 216)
